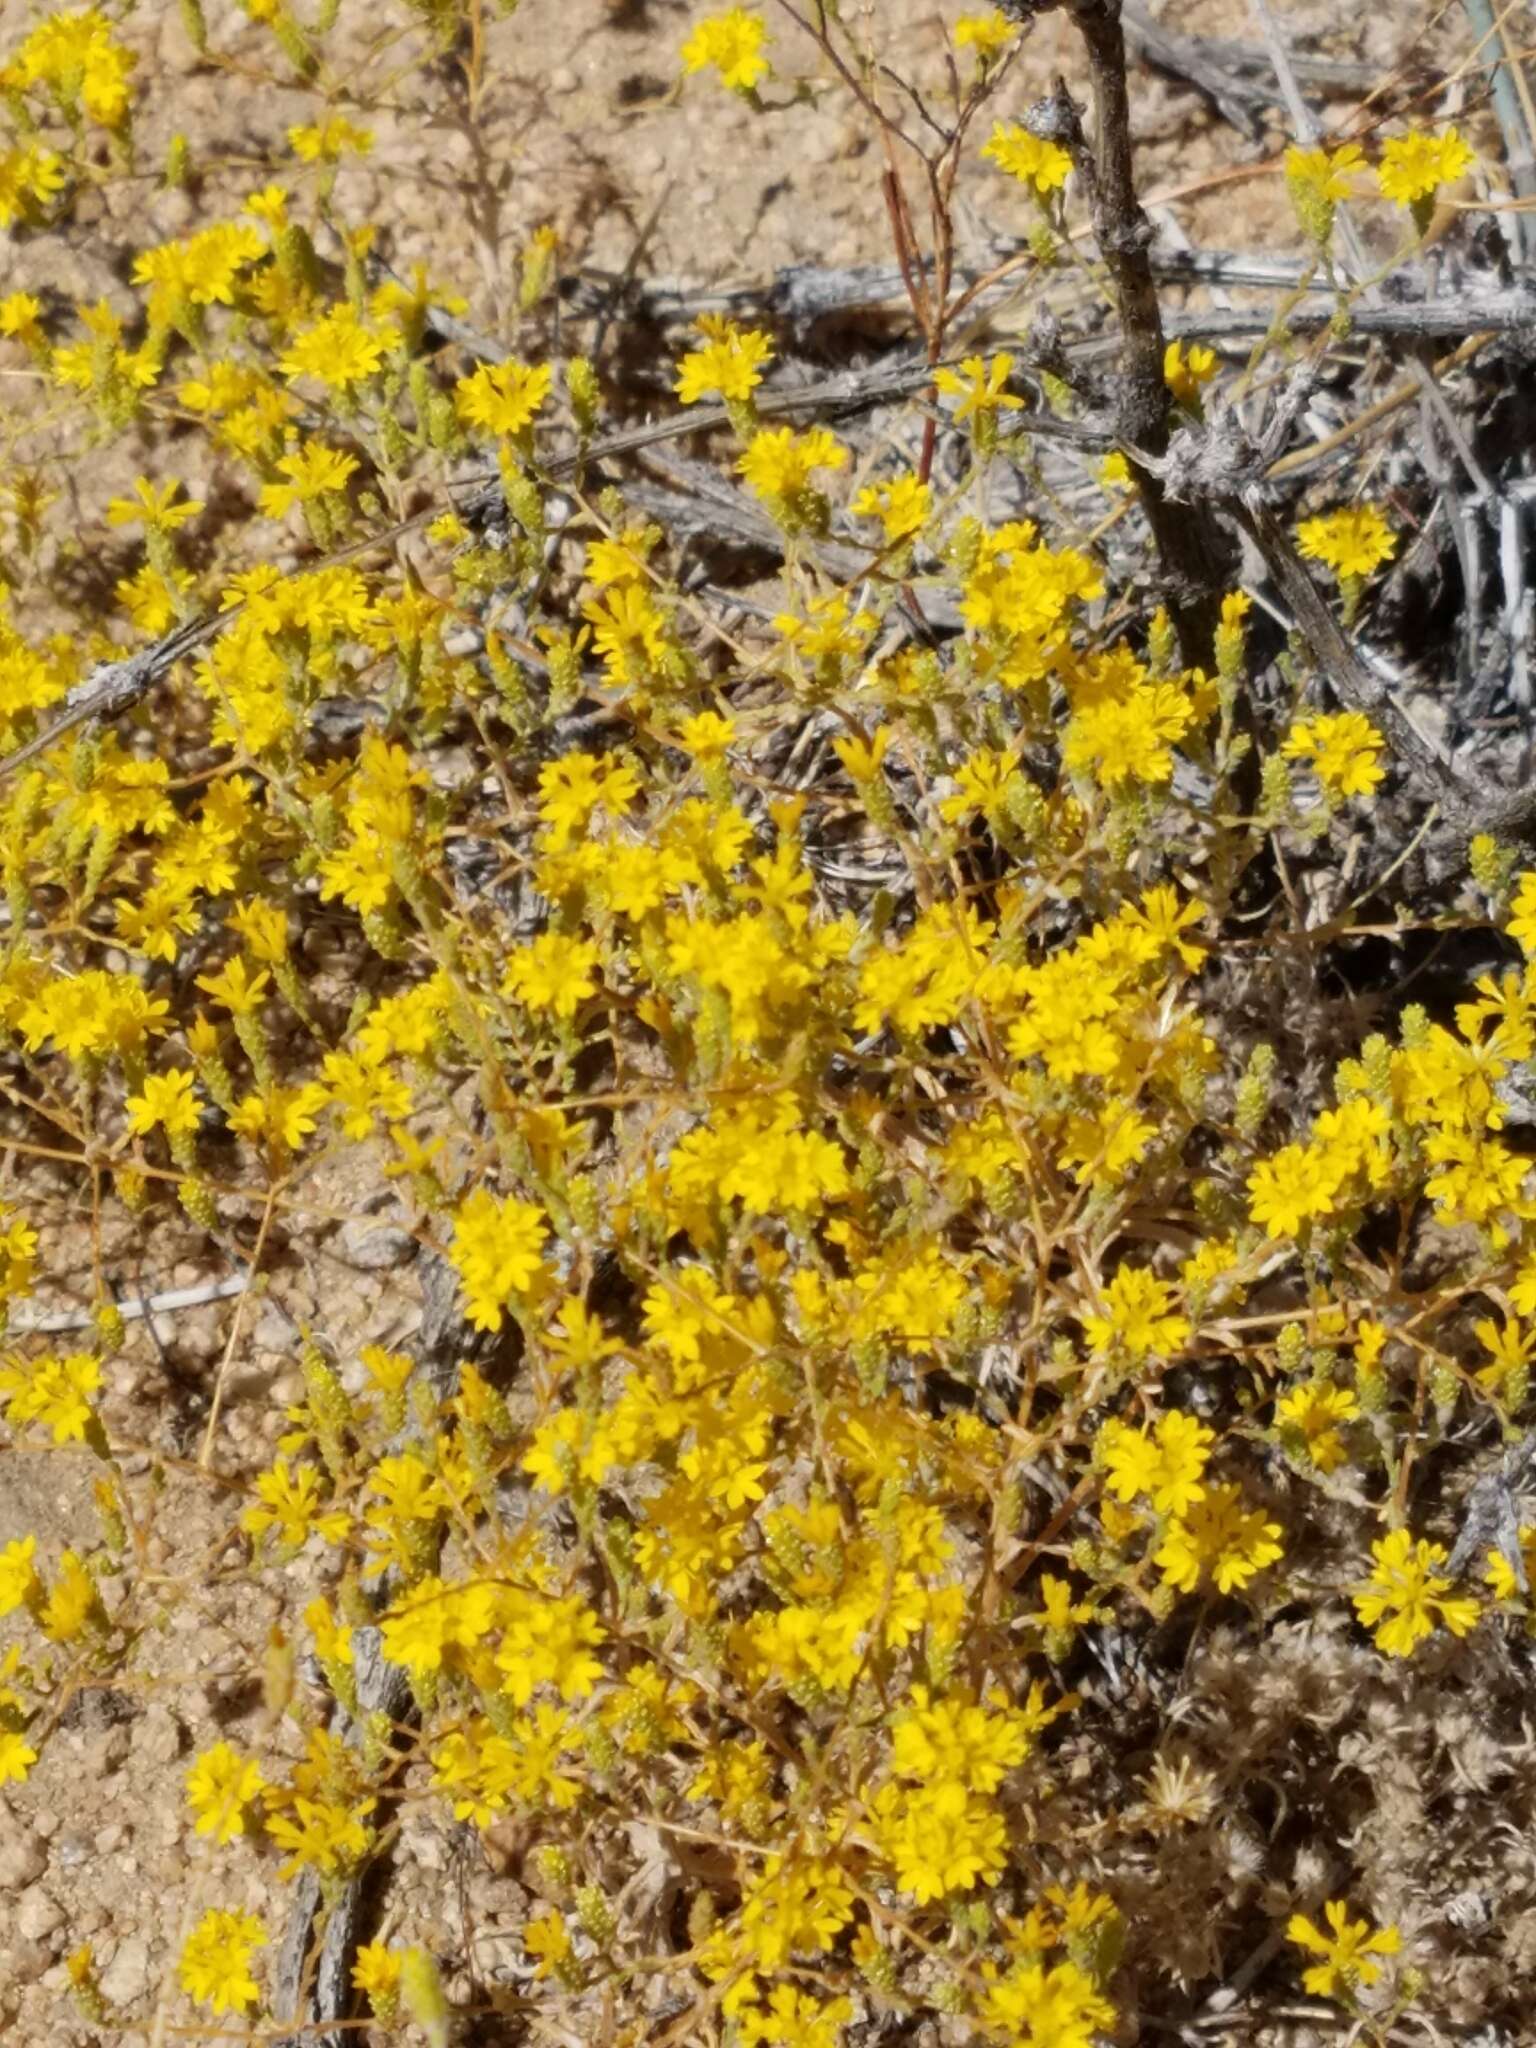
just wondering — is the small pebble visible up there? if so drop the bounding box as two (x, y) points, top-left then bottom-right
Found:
(0, 1828), (46, 1891)
(99, 1932), (152, 2007)
(16, 1883), (65, 1943)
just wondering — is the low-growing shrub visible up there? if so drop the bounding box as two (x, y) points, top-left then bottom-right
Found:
(1, 2), (1533, 2043)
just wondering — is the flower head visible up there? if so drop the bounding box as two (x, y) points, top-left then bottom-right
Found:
(453, 359), (552, 439)
(1100, 1410), (1212, 1516)
(680, 7), (770, 92)
(933, 353), (1023, 425)
(674, 316), (773, 405)
(125, 1067), (201, 1138)
(1164, 338), (1217, 407)
(1287, 1898), (1401, 1998)
(1352, 1528), (1480, 1655)
(1283, 710), (1387, 800)
(1377, 127), (1475, 208)
(1155, 1483), (1284, 1594)
(738, 424), (846, 506)
(177, 1908), (265, 2015)
(955, 10), (1018, 61)
(1296, 504), (1396, 580)
(983, 121), (1073, 196)
(258, 441), (358, 519)
(1083, 1267), (1191, 1363)
(186, 1741), (267, 1844)
(279, 303), (394, 391)
(1285, 141), (1363, 240)
(450, 1188), (549, 1331)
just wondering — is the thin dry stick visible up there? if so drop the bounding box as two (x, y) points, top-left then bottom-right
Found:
(8, 1272), (248, 1336)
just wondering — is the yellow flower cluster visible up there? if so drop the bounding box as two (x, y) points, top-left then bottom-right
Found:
(0, 12), (1510, 2047)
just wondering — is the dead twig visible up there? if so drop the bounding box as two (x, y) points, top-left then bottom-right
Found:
(1122, 1), (1270, 139)
(1031, 1), (1237, 659)
(6, 1272), (248, 1336)
(1462, 0), (1536, 270)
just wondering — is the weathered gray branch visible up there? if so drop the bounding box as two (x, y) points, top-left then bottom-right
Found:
(1043, 0), (1238, 660)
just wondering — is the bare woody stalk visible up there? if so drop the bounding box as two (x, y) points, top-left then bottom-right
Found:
(1034, 0), (1235, 661)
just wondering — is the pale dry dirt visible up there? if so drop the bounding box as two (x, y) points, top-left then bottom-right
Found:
(0, 1), (1512, 2044)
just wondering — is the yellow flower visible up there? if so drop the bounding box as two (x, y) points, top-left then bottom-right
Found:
(186, 1741), (267, 1844)
(1099, 450), (1132, 490)
(0, 1729), (38, 1784)
(738, 424), (846, 503)
(228, 1083), (328, 1154)
(673, 709), (735, 759)
(680, 6), (770, 92)
(107, 478), (202, 531)
(1296, 504), (1396, 579)
(116, 562), (193, 635)
(279, 303), (394, 391)
(1352, 1528), (1480, 1656)
(1083, 1267), (1191, 1363)
(1485, 1527), (1536, 1602)
(1474, 1312), (1536, 1394)
(1285, 141), (1363, 239)
(982, 121), (1073, 196)
(353, 1940), (403, 2012)
(265, 1794), (373, 1879)
(503, 932), (603, 1018)
(10, 9), (135, 129)
(1099, 1410), (1212, 1515)
(674, 316), (773, 405)
(258, 441), (358, 518)
(1276, 1381), (1359, 1472)
(1287, 1898), (1401, 1998)
(537, 750), (641, 848)
(1248, 1140), (1342, 1237)
(978, 1958), (1115, 2046)
(244, 182), (289, 229)
(178, 1908), (265, 2016)
(933, 353), (1024, 423)
(1164, 338), (1218, 407)
(241, 1459), (350, 1550)
(833, 726), (892, 785)
(954, 10), (1018, 61)
(0, 1535), (41, 1617)
(1063, 678), (1193, 788)
(195, 955), (270, 1016)
(738, 1986), (853, 2046)
(1377, 127), (1475, 207)
(453, 359), (552, 438)
(871, 1777), (1009, 1902)
(125, 1067), (201, 1139)
(0, 144), (66, 229)
(0, 290), (43, 343)
(1285, 141), (1363, 204)
(450, 1188), (549, 1331)
(524, 1908), (573, 1980)
(1155, 1483), (1284, 1593)
(1508, 871), (1536, 955)
(288, 115), (373, 163)
(852, 472), (932, 541)
(1283, 710), (1386, 799)
(39, 1550), (105, 1641)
